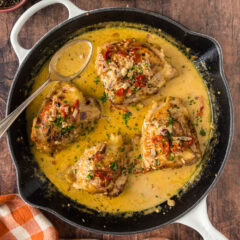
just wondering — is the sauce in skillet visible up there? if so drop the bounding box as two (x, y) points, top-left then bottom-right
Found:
(26, 26), (212, 213)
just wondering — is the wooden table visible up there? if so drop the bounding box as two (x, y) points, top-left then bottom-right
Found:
(0, 0), (239, 239)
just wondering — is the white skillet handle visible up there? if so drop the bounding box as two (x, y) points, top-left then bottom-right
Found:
(175, 197), (228, 240)
(10, 0), (86, 63)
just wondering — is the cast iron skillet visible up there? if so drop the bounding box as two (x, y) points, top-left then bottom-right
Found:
(6, 0), (233, 237)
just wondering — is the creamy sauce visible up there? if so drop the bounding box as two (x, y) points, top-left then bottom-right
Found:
(52, 40), (91, 77)
(26, 26), (212, 213)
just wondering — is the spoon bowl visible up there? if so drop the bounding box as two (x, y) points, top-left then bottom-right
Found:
(49, 39), (93, 82)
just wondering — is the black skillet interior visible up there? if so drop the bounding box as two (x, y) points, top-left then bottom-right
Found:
(7, 8), (233, 234)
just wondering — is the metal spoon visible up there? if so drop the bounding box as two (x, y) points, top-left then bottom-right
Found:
(0, 39), (93, 139)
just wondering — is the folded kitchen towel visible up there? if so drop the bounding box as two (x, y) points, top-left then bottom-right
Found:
(0, 194), (170, 240)
(0, 194), (58, 240)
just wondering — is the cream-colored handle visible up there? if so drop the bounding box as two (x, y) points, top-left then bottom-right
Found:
(175, 197), (228, 240)
(10, 0), (85, 63)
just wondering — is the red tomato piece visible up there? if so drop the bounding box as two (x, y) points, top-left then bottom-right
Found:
(115, 88), (125, 96)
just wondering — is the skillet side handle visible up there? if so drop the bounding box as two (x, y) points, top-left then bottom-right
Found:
(10, 0), (85, 63)
(175, 197), (228, 240)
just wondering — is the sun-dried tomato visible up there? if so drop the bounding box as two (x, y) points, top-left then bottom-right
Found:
(115, 88), (125, 96)
(171, 142), (182, 153)
(133, 53), (141, 63)
(182, 138), (194, 148)
(135, 74), (146, 87)
(103, 50), (112, 61)
(118, 50), (128, 57)
(152, 135), (170, 155)
(60, 109), (66, 118)
(95, 170), (113, 182)
(103, 45), (114, 61)
(72, 99), (79, 109)
(94, 153), (104, 161)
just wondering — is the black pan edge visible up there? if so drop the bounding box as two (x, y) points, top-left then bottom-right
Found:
(6, 7), (234, 235)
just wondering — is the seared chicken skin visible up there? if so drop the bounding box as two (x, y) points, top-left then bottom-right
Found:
(31, 83), (101, 153)
(96, 38), (178, 105)
(65, 135), (129, 197)
(140, 97), (201, 171)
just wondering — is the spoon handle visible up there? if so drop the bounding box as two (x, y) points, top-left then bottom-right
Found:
(0, 78), (51, 139)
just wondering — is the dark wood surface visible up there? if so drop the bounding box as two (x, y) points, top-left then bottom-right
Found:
(0, 0), (239, 239)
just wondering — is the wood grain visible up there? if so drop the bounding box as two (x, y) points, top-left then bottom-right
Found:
(0, 0), (239, 239)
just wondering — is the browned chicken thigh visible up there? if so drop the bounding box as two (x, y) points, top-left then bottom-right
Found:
(31, 82), (101, 153)
(65, 134), (130, 197)
(139, 96), (201, 172)
(96, 38), (178, 105)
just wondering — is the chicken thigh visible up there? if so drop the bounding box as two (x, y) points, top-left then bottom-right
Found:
(31, 82), (101, 153)
(141, 96), (201, 171)
(65, 134), (129, 197)
(95, 38), (178, 105)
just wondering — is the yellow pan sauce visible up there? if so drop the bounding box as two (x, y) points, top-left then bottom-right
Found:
(26, 27), (212, 213)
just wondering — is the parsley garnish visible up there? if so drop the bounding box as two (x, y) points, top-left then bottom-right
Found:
(55, 115), (64, 127)
(87, 174), (93, 180)
(123, 112), (132, 125)
(200, 129), (206, 136)
(110, 161), (118, 171)
(128, 165), (133, 173)
(169, 117), (173, 125)
(94, 76), (100, 85)
(100, 92), (108, 103)
(61, 125), (75, 135)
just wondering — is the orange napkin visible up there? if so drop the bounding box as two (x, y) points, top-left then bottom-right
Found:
(0, 194), (58, 240)
(0, 194), (170, 240)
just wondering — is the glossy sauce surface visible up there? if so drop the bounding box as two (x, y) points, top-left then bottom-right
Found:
(26, 27), (212, 213)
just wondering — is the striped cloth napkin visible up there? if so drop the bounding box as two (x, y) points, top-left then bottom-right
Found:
(0, 194), (170, 240)
(0, 194), (58, 240)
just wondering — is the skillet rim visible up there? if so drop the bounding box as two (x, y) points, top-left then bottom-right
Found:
(6, 7), (234, 235)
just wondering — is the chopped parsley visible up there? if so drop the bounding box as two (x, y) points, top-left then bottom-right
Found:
(100, 92), (108, 103)
(87, 174), (93, 180)
(87, 170), (94, 180)
(94, 76), (100, 85)
(123, 112), (132, 125)
(128, 166), (133, 173)
(200, 129), (206, 136)
(110, 161), (118, 171)
(61, 125), (75, 135)
(168, 117), (173, 125)
(34, 125), (39, 129)
(55, 115), (64, 127)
